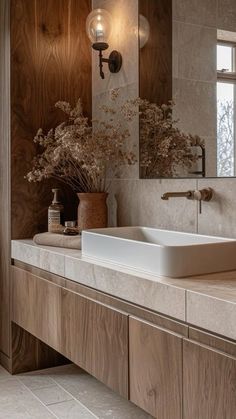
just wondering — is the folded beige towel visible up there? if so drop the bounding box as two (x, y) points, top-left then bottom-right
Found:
(33, 232), (81, 250)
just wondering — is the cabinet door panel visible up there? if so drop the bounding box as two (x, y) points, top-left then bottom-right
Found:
(12, 266), (61, 352)
(61, 288), (129, 398)
(183, 340), (236, 419)
(129, 317), (182, 419)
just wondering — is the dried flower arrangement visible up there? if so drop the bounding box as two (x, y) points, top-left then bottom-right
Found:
(26, 91), (137, 193)
(26, 91), (204, 191)
(129, 99), (204, 178)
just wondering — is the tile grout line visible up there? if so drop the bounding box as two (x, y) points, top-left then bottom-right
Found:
(16, 377), (59, 419)
(48, 375), (99, 419)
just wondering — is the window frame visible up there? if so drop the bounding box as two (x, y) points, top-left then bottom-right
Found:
(217, 40), (236, 177)
(217, 41), (236, 82)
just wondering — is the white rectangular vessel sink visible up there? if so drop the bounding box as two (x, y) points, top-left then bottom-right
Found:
(82, 227), (236, 278)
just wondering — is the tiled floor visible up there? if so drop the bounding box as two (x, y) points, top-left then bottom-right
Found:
(0, 364), (153, 419)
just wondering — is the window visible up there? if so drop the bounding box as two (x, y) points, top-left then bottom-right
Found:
(217, 40), (236, 177)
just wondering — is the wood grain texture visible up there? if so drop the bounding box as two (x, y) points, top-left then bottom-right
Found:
(0, 351), (11, 372)
(10, 0), (91, 239)
(11, 322), (69, 375)
(189, 327), (236, 359)
(12, 266), (62, 352)
(183, 340), (236, 419)
(0, 0), (11, 357)
(139, 0), (172, 104)
(61, 288), (129, 398)
(12, 265), (129, 397)
(129, 316), (182, 419)
(139, 0), (172, 179)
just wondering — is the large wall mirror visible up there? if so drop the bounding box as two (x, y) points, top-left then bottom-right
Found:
(139, 0), (236, 179)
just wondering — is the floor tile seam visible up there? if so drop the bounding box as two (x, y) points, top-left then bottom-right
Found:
(49, 375), (99, 419)
(16, 378), (59, 419)
(17, 380), (57, 392)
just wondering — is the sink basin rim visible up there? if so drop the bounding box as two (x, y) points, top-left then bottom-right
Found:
(83, 226), (236, 249)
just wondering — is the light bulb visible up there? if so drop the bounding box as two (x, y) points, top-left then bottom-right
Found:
(86, 9), (112, 46)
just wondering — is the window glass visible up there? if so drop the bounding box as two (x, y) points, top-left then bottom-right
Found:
(217, 82), (234, 176)
(217, 45), (233, 72)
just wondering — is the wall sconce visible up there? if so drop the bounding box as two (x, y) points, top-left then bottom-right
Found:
(139, 15), (150, 49)
(86, 8), (122, 79)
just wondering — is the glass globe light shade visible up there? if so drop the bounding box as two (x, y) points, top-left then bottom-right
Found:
(139, 14), (150, 48)
(86, 9), (113, 45)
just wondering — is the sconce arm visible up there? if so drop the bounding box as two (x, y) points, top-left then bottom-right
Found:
(95, 48), (123, 80)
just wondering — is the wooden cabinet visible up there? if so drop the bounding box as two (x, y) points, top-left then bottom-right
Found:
(12, 264), (236, 419)
(11, 266), (129, 398)
(12, 266), (62, 352)
(61, 288), (129, 398)
(129, 316), (183, 419)
(183, 340), (236, 419)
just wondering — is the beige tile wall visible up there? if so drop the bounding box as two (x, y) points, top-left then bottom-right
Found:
(92, 0), (236, 238)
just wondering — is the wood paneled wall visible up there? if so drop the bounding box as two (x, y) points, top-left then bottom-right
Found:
(139, 0), (172, 104)
(11, 0), (92, 239)
(0, 0), (91, 363)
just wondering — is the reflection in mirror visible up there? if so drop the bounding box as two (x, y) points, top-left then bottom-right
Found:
(139, 0), (236, 179)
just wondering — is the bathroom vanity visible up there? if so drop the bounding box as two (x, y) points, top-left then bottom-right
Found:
(11, 239), (236, 419)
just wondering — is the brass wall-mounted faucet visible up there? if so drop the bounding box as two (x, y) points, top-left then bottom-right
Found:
(161, 188), (213, 202)
(161, 188), (213, 213)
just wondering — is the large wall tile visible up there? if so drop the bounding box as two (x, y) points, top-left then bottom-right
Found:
(173, 78), (216, 138)
(108, 179), (198, 232)
(218, 0), (236, 32)
(205, 136), (217, 177)
(139, 179), (198, 232)
(173, 0), (217, 27)
(107, 179), (141, 227)
(173, 21), (216, 82)
(198, 178), (236, 238)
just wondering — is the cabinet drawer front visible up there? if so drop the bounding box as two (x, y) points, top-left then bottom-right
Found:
(129, 317), (183, 419)
(183, 340), (236, 419)
(61, 288), (129, 398)
(12, 266), (62, 352)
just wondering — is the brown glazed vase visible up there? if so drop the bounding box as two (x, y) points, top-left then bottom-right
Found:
(77, 192), (108, 231)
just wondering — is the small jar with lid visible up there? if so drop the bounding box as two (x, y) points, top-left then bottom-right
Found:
(63, 221), (79, 236)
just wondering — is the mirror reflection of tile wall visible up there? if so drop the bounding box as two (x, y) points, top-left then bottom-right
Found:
(139, 0), (236, 179)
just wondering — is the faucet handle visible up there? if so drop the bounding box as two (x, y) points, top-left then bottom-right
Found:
(192, 188), (213, 202)
(200, 187), (213, 201)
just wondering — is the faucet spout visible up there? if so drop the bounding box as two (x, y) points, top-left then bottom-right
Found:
(161, 188), (213, 202)
(161, 191), (193, 200)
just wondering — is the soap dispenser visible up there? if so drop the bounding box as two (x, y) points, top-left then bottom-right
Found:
(48, 189), (64, 233)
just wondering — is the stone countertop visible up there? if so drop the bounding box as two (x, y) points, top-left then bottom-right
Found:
(11, 239), (236, 341)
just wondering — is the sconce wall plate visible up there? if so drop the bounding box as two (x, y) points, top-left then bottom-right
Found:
(107, 50), (122, 73)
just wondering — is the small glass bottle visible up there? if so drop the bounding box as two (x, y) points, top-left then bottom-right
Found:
(48, 189), (64, 233)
